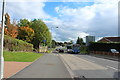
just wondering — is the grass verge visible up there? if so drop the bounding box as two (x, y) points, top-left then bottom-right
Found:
(80, 50), (88, 54)
(3, 51), (43, 62)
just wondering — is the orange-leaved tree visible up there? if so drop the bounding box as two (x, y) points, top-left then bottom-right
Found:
(17, 26), (34, 43)
(4, 13), (18, 38)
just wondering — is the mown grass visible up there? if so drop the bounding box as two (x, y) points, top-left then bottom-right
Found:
(3, 51), (43, 62)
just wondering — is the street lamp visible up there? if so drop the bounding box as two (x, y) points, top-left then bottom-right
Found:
(0, 0), (5, 79)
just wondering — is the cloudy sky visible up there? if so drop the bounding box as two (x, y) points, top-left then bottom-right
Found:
(0, 0), (119, 42)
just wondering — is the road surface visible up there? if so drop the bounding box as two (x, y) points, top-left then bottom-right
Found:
(10, 54), (72, 79)
(59, 53), (119, 79)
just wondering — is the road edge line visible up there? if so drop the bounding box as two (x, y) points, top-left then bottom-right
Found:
(59, 54), (77, 79)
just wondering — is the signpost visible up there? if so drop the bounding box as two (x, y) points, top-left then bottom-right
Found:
(42, 40), (46, 53)
(43, 40), (46, 46)
(0, 0), (5, 79)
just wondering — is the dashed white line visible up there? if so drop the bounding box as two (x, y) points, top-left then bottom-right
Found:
(106, 66), (118, 71)
(89, 56), (118, 63)
(80, 57), (95, 63)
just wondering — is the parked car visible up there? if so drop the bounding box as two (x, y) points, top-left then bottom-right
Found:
(58, 48), (64, 53)
(55, 48), (60, 51)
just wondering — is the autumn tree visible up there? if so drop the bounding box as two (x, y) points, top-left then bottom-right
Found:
(4, 13), (18, 38)
(17, 19), (34, 43)
(17, 26), (34, 43)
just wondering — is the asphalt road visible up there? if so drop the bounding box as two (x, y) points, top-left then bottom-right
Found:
(76, 55), (118, 71)
(59, 53), (119, 79)
(10, 54), (72, 78)
(75, 54), (119, 78)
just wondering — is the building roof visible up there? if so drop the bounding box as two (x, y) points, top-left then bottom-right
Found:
(98, 37), (120, 42)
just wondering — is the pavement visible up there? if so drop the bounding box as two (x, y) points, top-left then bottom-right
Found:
(59, 53), (119, 79)
(10, 54), (72, 78)
(4, 62), (32, 78)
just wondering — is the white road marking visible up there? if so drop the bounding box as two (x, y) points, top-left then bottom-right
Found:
(106, 66), (118, 71)
(79, 57), (95, 63)
(99, 58), (118, 63)
(89, 56), (118, 63)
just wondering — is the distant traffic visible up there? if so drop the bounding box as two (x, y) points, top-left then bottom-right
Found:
(56, 44), (80, 54)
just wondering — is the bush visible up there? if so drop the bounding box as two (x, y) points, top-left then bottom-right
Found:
(4, 35), (33, 51)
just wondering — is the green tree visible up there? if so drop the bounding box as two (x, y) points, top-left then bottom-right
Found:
(18, 19), (32, 27)
(70, 40), (73, 44)
(67, 40), (73, 45)
(52, 40), (56, 48)
(30, 19), (52, 49)
(56, 42), (63, 46)
(76, 37), (86, 51)
(76, 37), (84, 45)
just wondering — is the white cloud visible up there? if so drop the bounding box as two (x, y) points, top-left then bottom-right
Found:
(55, 7), (60, 13)
(4, 2), (51, 20)
(50, 1), (118, 42)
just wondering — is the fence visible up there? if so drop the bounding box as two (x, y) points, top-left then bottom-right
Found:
(90, 51), (120, 57)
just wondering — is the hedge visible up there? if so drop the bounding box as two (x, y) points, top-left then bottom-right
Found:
(89, 42), (120, 52)
(4, 35), (33, 51)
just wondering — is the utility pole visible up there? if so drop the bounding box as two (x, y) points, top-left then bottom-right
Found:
(0, 0), (5, 79)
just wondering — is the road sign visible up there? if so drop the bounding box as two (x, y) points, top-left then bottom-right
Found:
(43, 40), (46, 42)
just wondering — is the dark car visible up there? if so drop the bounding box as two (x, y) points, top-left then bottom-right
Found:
(58, 48), (64, 53)
(55, 48), (60, 51)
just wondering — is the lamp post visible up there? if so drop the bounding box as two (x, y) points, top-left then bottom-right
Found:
(0, 0), (5, 79)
